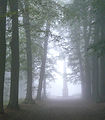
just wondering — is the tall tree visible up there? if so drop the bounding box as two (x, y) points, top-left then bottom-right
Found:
(0, 0), (7, 113)
(21, 0), (33, 103)
(97, 1), (105, 101)
(63, 58), (68, 97)
(36, 22), (50, 101)
(8, 0), (19, 109)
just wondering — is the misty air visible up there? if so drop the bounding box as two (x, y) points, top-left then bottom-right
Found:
(0, 0), (105, 120)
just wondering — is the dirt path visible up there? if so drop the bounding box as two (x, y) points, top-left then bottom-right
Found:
(0, 99), (105, 120)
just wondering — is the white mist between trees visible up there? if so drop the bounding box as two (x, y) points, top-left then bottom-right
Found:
(47, 48), (81, 97)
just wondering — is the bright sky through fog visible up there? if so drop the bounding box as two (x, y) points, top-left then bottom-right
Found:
(56, 0), (74, 5)
(47, 48), (81, 97)
(47, 2), (81, 97)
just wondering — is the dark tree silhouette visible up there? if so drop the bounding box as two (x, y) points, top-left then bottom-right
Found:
(0, 0), (7, 113)
(23, 0), (33, 103)
(8, 0), (19, 109)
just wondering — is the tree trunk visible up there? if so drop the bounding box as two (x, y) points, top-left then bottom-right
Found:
(84, 25), (91, 99)
(43, 77), (47, 100)
(19, 0), (33, 103)
(76, 42), (85, 98)
(74, 21), (86, 99)
(0, 0), (7, 113)
(36, 22), (50, 101)
(91, 22), (99, 101)
(8, 0), (19, 109)
(91, 56), (99, 101)
(98, 21), (105, 101)
(63, 58), (68, 97)
(23, 0), (33, 103)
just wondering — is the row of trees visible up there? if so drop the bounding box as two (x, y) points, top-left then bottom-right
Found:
(63, 0), (105, 101)
(0, 0), (60, 113)
(0, 0), (105, 114)
(0, 0), (19, 112)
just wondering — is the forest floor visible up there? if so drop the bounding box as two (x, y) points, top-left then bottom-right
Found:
(0, 98), (105, 120)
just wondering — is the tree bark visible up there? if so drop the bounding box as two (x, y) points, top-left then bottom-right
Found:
(83, 22), (91, 99)
(43, 77), (47, 100)
(8, 0), (19, 109)
(0, 0), (7, 113)
(36, 22), (50, 101)
(91, 21), (99, 101)
(98, 20), (105, 101)
(23, 0), (33, 103)
(19, 0), (33, 103)
(75, 41), (85, 98)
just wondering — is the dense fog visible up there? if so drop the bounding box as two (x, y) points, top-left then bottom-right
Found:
(0, 0), (105, 120)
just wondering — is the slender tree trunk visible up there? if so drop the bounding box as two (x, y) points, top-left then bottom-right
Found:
(0, 0), (7, 113)
(63, 58), (68, 97)
(19, 0), (33, 103)
(80, 1), (92, 99)
(36, 22), (50, 101)
(91, 56), (99, 101)
(8, 0), (19, 109)
(23, 0), (33, 103)
(98, 21), (105, 101)
(91, 22), (99, 101)
(74, 21), (86, 99)
(83, 22), (91, 99)
(76, 42), (85, 98)
(43, 77), (47, 100)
